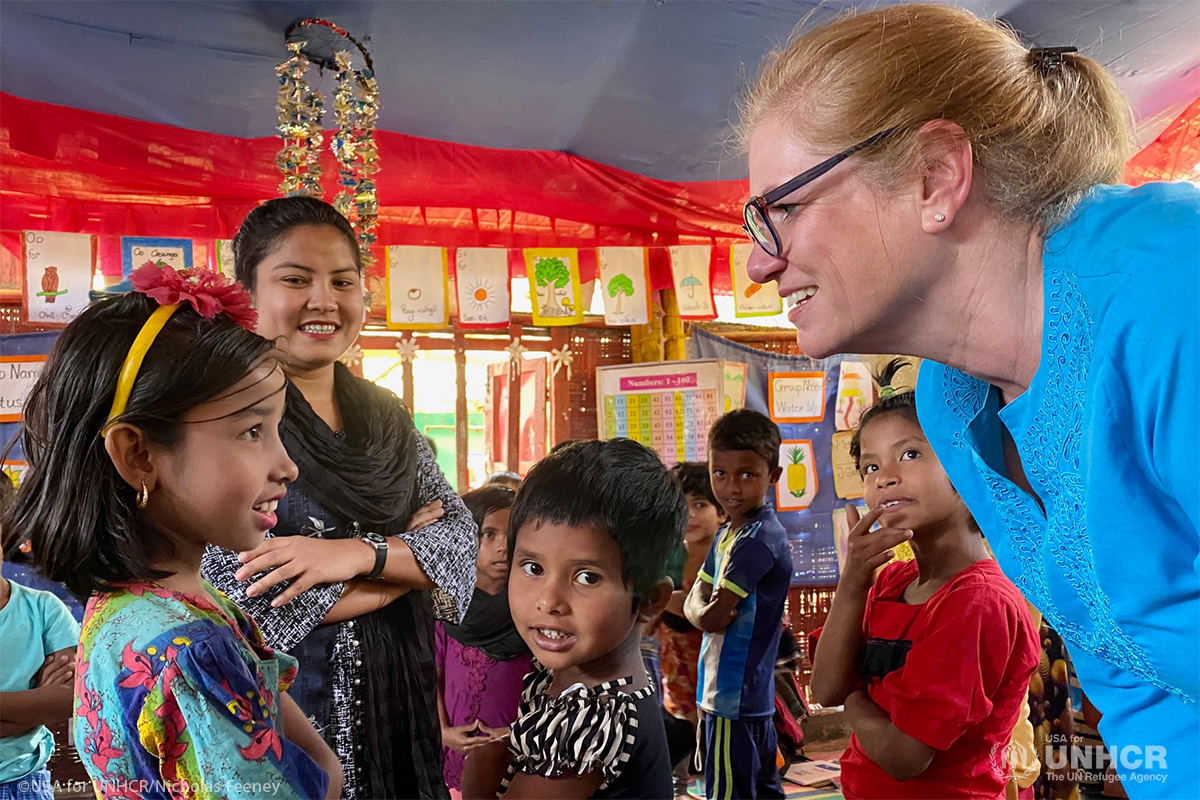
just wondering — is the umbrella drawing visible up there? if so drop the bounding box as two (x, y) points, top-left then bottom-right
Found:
(680, 275), (703, 299)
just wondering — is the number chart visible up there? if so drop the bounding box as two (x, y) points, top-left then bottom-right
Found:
(596, 360), (743, 466)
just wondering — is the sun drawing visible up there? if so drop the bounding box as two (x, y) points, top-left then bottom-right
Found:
(465, 278), (495, 309)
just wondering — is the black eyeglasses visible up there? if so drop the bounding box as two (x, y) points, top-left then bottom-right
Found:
(743, 128), (895, 257)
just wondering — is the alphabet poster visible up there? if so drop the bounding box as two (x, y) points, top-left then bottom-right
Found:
(596, 247), (651, 326)
(524, 248), (583, 326)
(730, 243), (782, 317)
(455, 248), (511, 329)
(22, 231), (95, 326)
(121, 237), (192, 276)
(386, 246), (449, 329)
(667, 245), (715, 319)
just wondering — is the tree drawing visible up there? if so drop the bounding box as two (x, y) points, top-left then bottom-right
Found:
(534, 257), (571, 315)
(607, 273), (635, 315)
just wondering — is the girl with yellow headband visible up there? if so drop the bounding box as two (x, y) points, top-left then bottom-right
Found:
(2, 266), (341, 799)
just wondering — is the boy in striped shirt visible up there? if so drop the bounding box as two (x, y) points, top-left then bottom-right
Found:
(685, 410), (790, 799)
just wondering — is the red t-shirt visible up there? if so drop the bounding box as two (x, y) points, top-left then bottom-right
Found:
(840, 559), (1039, 799)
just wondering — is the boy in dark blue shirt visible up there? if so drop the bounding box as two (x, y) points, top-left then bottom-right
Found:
(685, 410), (790, 799)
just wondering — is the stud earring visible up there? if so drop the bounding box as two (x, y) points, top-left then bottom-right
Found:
(934, 213), (946, 223)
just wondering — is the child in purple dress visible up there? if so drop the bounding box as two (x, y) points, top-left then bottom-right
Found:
(436, 486), (531, 795)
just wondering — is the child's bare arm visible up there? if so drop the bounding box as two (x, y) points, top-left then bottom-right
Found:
(688, 583), (741, 633)
(843, 689), (935, 781)
(0, 684), (75, 726)
(321, 579), (408, 624)
(501, 770), (606, 799)
(810, 505), (909, 706)
(0, 720), (35, 737)
(683, 578), (715, 628)
(665, 588), (688, 617)
(0, 648), (75, 726)
(462, 736), (511, 799)
(279, 691), (343, 800)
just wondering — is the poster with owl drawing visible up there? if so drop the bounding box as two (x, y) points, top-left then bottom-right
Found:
(22, 231), (96, 326)
(455, 248), (511, 329)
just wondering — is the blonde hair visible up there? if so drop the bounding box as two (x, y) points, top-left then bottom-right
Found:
(741, 3), (1132, 229)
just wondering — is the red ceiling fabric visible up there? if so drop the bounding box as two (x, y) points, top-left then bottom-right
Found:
(0, 92), (749, 291)
(1124, 96), (1200, 186)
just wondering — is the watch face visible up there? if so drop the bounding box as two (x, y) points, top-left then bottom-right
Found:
(364, 532), (386, 545)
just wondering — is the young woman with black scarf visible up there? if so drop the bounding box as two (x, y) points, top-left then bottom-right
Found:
(201, 197), (477, 799)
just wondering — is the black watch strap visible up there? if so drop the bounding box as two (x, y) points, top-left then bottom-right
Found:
(363, 532), (388, 580)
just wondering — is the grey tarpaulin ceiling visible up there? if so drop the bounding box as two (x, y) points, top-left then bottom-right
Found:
(2, 1), (1198, 182)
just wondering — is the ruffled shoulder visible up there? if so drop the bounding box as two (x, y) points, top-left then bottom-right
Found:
(502, 664), (652, 792)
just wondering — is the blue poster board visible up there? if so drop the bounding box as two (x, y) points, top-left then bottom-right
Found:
(690, 327), (848, 586)
(120, 236), (193, 276)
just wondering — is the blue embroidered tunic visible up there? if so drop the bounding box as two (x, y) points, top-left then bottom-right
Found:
(916, 182), (1199, 797)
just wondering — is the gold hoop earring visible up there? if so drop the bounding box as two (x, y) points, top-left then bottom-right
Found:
(137, 482), (150, 510)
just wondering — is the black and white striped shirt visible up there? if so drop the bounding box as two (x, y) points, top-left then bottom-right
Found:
(501, 663), (673, 798)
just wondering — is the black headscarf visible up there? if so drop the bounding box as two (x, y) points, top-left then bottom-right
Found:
(280, 362), (446, 798)
(441, 587), (528, 661)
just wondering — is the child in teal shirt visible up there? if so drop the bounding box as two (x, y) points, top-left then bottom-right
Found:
(1, 477), (80, 800)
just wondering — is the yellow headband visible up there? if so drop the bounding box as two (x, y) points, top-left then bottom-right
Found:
(102, 303), (181, 437)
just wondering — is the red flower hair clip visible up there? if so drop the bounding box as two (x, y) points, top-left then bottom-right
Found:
(130, 261), (257, 330)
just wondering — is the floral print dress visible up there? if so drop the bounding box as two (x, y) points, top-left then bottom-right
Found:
(74, 581), (328, 800)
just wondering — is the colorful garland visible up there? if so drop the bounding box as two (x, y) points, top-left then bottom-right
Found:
(331, 50), (381, 267)
(275, 19), (381, 267)
(275, 41), (324, 198)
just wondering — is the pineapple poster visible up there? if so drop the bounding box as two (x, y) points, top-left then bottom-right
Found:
(596, 247), (651, 326)
(778, 440), (817, 511)
(21, 231), (95, 326)
(523, 248), (583, 326)
(729, 243), (782, 317)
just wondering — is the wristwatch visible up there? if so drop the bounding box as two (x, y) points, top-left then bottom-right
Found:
(361, 531), (388, 580)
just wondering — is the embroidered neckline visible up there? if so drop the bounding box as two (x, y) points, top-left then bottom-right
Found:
(937, 271), (1189, 706)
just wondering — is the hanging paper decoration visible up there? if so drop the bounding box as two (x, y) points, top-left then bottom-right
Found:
(455, 248), (511, 329)
(505, 338), (528, 376)
(275, 41), (325, 197)
(121, 237), (192, 276)
(777, 439), (818, 511)
(729, 243), (782, 317)
(0, 356), (43, 424)
(523, 248), (584, 326)
(548, 343), (574, 381)
(768, 371), (827, 423)
(21, 231), (95, 326)
(830, 430), (865, 500)
(835, 360), (876, 431)
(722, 361), (748, 412)
(596, 247), (651, 326)
(668, 245), (716, 319)
(215, 239), (236, 279)
(329, 47), (381, 266)
(396, 336), (419, 363)
(385, 246), (449, 329)
(276, 20), (381, 266)
(339, 342), (363, 369)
